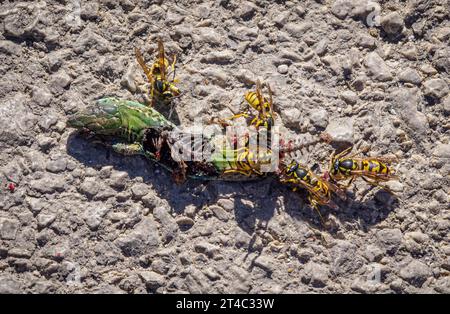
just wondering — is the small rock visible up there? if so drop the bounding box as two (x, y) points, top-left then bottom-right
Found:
(46, 158), (67, 173)
(285, 22), (312, 38)
(36, 135), (57, 152)
(139, 271), (165, 290)
(358, 34), (376, 49)
(325, 118), (353, 143)
(331, 240), (364, 275)
(0, 40), (21, 55)
(109, 171), (128, 189)
(399, 260), (431, 287)
(50, 70), (72, 94)
(381, 12), (404, 35)
(195, 28), (222, 45)
(8, 248), (33, 258)
(194, 4), (210, 19)
(434, 277), (450, 293)
(85, 205), (110, 230)
(377, 228), (402, 254)
(0, 276), (22, 294)
(277, 64), (289, 74)
(201, 50), (234, 64)
(279, 49), (302, 62)
(217, 199), (234, 211)
(398, 68), (422, 85)
(37, 214), (56, 229)
(295, 5), (306, 17)
(203, 69), (229, 88)
(365, 52), (393, 81)
(315, 39), (328, 56)
(340, 90), (358, 105)
(239, 1), (257, 19)
(309, 109), (329, 129)
(194, 241), (220, 259)
(423, 78), (449, 101)
(399, 45), (418, 61)
(0, 218), (20, 240)
(433, 144), (450, 158)
(384, 181), (404, 193)
(153, 206), (178, 244)
(363, 244), (385, 262)
(443, 96), (450, 113)
(302, 262), (329, 287)
(420, 64), (438, 75)
(331, 0), (352, 19)
(253, 255), (275, 273)
(32, 87), (52, 107)
(114, 217), (160, 256)
(131, 183), (151, 199)
(392, 88), (428, 136)
(351, 76), (365, 91)
(209, 205), (229, 222)
(274, 11), (290, 27)
(281, 108), (301, 127)
(80, 2), (99, 20)
(120, 66), (136, 93)
(432, 47), (450, 75)
(26, 197), (48, 214)
(175, 216), (195, 228)
(80, 178), (100, 198)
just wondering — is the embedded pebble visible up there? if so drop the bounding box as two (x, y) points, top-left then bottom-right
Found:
(325, 118), (354, 143)
(398, 68), (422, 85)
(277, 64), (289, 74)
(399, 260), (432, 287)
(365, 52), (393, 81)
(381, 12), (404, 35)
(309, 108), (329, 129)
(423, 78), (449, 100)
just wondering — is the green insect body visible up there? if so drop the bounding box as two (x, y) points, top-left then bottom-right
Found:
(67, 97), (176, 143)
(67, 98), (264, 181)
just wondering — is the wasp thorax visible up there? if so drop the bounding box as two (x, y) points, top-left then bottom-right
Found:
(340, 159), (354, 169)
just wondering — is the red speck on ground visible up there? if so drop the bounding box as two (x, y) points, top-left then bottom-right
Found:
(7, 182), (15, 192)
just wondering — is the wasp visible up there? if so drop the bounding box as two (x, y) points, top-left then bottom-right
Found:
(212, 145), (276, 177)
(241, 79), (275, 130)
(280, 161), (342, 223)
(328, 146), (398, 190)
(213, 79), (275, 130)
(135, 38), (180, 106)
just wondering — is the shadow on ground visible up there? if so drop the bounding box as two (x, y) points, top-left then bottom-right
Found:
(66, 132), (399, 239)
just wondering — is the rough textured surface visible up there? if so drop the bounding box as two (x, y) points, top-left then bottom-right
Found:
(0, 0), (449, 294)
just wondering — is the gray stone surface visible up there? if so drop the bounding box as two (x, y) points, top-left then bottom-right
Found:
(0, 0), (447, 294)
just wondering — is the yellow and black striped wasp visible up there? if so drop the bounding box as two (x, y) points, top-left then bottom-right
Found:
(135, 38), (180, 106)
(280, 160), (342, 223)
(328, 146), (398, 191)
(224, 146), (275, 177)
(211, 143), (276, 177)
(213, 79), (276, 130)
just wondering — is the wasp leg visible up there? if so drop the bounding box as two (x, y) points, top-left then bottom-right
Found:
(208, 117), (232, 128)
(170, 54), (177, 81)
(309, 197), (326, 227)
(372, 156), (399, 163)
(334, 146), (354, 160)
(361, 177), (395, 194)
(224, 169), (253, 176)
(229, 112), (251, 120)
(343, 175), (356, 188)
(346, 170), (398, 181)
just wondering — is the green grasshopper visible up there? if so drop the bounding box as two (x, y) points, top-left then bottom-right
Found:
(67, 97), (270, 182)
